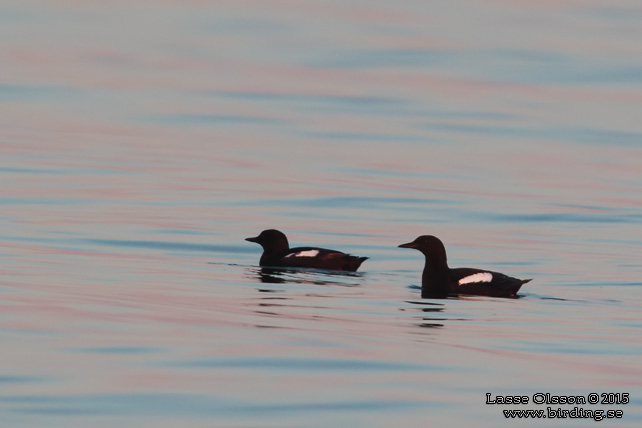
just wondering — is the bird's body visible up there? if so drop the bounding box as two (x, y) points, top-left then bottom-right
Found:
(399, 235), (530, 298)
(246, 229), (367, 272)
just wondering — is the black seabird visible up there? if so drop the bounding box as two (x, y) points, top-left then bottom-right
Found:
(398, 235), (531, 298)
(246, 229), (368, 272)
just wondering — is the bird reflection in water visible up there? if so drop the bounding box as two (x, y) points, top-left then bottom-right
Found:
(247, 266), (364, 287)
(245, 266), (365, 328)
(405, 300), (446, 329)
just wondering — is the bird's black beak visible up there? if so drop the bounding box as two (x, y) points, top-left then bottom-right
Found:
(398, 242), (416, 249)
(246, 236), (259, 243)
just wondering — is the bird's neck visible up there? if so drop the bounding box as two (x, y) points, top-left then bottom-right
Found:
(421, 258), (450, 298)
(259, 243), (289, 265)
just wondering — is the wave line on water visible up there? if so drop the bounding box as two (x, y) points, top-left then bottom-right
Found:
(83, 239), (247, 254)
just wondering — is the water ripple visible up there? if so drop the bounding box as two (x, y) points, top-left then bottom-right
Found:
(84, 239), (246, 254)
(163, 357), (445, 372)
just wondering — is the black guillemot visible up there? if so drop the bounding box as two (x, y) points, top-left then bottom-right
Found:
(398, 235), (531, 298)
(246, 229), (368, 272)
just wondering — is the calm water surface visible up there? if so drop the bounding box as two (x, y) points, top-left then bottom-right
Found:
(1, 1), (642, 427)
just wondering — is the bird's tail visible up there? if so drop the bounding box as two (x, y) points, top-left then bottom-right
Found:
(345, 256), (368, 272)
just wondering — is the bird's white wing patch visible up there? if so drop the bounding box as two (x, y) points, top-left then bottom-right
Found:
(285, 250), (320, 258)
(458, 272), (493, 285)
